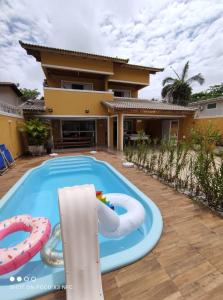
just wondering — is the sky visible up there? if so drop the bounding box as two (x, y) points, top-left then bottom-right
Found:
(0, 0), (223, 99)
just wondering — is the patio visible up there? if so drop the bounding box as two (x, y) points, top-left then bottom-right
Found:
(0, 151), (223, 300)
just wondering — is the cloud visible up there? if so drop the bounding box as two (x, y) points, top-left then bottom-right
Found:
(0, 0), (223, 98)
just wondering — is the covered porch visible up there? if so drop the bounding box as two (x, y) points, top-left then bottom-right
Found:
(123, 115), (180, 146)
(104, 98), (195, 151)
(109, 114), (183, 151)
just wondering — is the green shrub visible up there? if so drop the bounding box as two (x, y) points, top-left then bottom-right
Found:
(19, 118), (49, 146)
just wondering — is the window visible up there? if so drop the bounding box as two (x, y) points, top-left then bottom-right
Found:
(62, 120), (95, 138)
(62, 81), (93, 90)
(113, 89), (131, 97)
(124, 120), (134, 132)
(71, 83), (84, 90)
(207, 103), (216, 109)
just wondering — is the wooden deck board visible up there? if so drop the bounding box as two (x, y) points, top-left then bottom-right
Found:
(0, 151), (223, 300)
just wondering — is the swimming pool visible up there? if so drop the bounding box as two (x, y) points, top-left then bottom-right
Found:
(0, 156), (163, 300)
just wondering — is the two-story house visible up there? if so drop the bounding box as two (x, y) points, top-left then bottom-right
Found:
(20, 41), (195, 151)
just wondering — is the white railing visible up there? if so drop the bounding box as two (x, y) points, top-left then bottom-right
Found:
(0, 102), (23, 116)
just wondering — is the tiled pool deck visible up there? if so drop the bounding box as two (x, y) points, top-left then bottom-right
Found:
(0, 151), (223, 300)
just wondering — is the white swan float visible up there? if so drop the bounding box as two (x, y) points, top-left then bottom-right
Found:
(41, 192), (145, 266)
(98, 193), (145, 238)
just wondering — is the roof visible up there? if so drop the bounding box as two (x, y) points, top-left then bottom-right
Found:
(102, 98), (195, 112)
(189, 96), (223, 106)
(0, 82), (22, 97)
(20, 99), (45, 112)
(19, 41), (129, 63)
(122, 63), (164, 73)
(19, 41), (164, 74)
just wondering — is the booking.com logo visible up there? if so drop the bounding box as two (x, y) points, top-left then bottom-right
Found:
(9, 276), (36, 282)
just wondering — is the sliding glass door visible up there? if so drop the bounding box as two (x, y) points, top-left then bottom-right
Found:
(62, 120), (95, 145)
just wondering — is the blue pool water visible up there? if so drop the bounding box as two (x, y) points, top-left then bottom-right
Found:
(0, 156), (163, 300)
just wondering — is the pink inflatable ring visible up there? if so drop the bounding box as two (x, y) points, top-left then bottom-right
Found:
(0, 215), (51, 275)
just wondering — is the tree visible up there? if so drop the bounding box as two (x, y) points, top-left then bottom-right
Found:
(190, 83), (223, 102)
(161, 61), (205, 106)
(19, 88), (40, 101)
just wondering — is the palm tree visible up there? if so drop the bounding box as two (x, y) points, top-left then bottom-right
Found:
(161, 61), (204, 106)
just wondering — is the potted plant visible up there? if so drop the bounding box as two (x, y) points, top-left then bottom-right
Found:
(20, 118), (49, 155)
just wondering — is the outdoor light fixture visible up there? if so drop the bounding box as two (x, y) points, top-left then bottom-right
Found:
(48, 108), (53, 113)
(85, 109), (89, 113)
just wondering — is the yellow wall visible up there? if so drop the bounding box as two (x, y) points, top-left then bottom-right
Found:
(44, 88), (112, 115)
(178, 117), (223, 139)
(193, 117), (223, 135)
(41, 52), (150, 86)
(178, 115), (195, 138)
(109, 64), (149, 85)
(0, 114), (24, 158)
(41, 52), (114, 74)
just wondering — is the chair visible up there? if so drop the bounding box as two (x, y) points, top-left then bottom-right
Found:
(0, 151), (8, 175)
(0, 144), (15, 167)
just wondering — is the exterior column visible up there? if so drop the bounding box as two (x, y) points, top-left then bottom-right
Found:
(117, 113), (123, 151)
(107, 117), (110, 148)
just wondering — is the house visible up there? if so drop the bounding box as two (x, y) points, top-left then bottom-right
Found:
(0, 82), (23, 110)
(189, 97), (223, 135)
(0, 82), (24, 157)
(20, 41), (195, 151)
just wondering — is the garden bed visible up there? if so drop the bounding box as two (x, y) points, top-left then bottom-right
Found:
(124, 126), (223, 216)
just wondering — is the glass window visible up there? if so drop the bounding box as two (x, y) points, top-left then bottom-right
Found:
(124, 120), (134, 132)
(72, 83), (84, 90)
(207, 103), (216, 109)
(114, 90), (131, 97)
(62, 82), (93, 90)
(62, 121), (80, 131)
(62, 121), (95, 134)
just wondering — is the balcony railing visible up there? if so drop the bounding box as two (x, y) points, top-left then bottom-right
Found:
(0, 102), (23, 116)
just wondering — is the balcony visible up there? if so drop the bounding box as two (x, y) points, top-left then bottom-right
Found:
(0, 102), (23, 117)
(44, 87), (113, 116)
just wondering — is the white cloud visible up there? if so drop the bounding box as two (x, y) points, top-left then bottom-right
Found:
(0, 0), (223, 98)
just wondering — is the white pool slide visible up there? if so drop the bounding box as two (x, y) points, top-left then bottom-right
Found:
(58, 184), (104, 300)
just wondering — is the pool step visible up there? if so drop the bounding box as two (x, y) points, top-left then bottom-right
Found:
(49, 166), (93, 176)
(49, 158), (92, 166)
(49, 162), (91, 171)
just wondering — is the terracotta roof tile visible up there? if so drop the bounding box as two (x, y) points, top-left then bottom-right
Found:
(103, 98), (195, 112)
(122, 63), (164, 73)
(20, 99), (45, 112)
